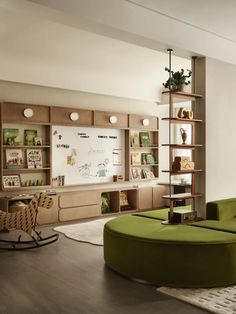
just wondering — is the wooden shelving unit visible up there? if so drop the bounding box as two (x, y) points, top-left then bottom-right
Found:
(128, 123), (159, 181)
(161, 89), (203, 224)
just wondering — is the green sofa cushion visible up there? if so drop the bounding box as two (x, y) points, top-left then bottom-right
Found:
(191, 218), (236, 234)
(134, 208), (169, 221)
(207, 198), (236, 220)
(134, 206), (191, 221)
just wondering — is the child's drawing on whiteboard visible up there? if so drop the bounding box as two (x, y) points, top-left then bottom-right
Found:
(67, 149), (78, 166)
(96, 159), (109, 177)
(113, 149), (122, 166)
(78, 163), (91, 177)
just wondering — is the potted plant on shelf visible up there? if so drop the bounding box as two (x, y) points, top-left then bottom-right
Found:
(163, 67), (192, 92)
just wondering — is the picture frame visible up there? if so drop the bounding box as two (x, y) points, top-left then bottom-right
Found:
(3, 175), (21, 188)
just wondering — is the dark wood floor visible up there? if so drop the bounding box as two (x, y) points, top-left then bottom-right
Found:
(0, 227), (209, 314)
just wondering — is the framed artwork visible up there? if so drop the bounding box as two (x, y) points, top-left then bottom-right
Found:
(3, 175), (21, 188)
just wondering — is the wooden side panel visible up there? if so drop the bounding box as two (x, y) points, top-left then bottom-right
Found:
(2, 103), (50, 123)
(152, 186), (168, 208)
(94, 111), (128, 129)
(58, 191), (101, 208)
(138, 187), (153, 210)
(51, 106), (93, 126)
(37, 195), (59, 225)
(59, 205), (100, 221)
(129, 114), (158, 130)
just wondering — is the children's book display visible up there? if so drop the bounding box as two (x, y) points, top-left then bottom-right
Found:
(5, 149), (23, 169)
(26, 149), (43, 169)
(3, 128), (19, 145)
(24, 129), (37, 146)
(139, 132), (151, 147)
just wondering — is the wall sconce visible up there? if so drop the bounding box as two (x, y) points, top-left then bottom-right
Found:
(70, 112), (79, 121)
(23, 108), (34, 118)
(142, 118), (150, 126)
(109, 115), (118, 124)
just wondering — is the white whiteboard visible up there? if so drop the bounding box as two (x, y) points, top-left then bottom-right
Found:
(52, 126), (125, 185)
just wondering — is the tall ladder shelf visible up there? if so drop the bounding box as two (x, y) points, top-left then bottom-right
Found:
(161, 90), (203, 224)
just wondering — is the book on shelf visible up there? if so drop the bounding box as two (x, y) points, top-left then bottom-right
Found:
(5, 149), (24, 169)
(34, 137), (42, 146)
(142, 168), (155, 179)
(131, 152), (141, 165)
(131, 167), (142, 180)
(26, 149), (43, 169)
(139, 132), (151, 147)
(130, 132), (140, 147)
(24, 129), (37, 146)
(120, 191), (131, 210)
(145, 153), (156, 164)
(3, 128), (19, 145)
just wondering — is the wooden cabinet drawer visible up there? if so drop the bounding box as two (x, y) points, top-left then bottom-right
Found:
(51, 106), (93, 126)
(129, 114), (158, 130)
(94, 111), (128, 129)
(2, 103), (50, 123)
(59, 205), (100, 221)
(58, 191), (100, 208)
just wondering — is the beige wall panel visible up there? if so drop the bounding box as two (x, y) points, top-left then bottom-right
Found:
(94, 111), (128, 129)
(2, 102), (50, 123)
(51, 106), (93, 126)
(129, 114), (158, 130)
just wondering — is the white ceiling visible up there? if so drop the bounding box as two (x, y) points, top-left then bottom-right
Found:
(127, 0), (236, 43)
(0, 0), (235, 100)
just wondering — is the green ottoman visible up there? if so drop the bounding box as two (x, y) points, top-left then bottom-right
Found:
(104, 214), (236, 287)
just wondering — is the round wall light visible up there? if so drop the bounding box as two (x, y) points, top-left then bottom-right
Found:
(70, 112), (79, 121)
(23, 108), (34, 118)
(142, 118), (150, 126)
(109, 115), (118, 124)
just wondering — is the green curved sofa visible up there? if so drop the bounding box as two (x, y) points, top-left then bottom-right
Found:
(104, 198), (236, 287)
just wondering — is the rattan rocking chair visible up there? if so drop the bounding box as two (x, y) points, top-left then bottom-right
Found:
(0, 192), (59, 250)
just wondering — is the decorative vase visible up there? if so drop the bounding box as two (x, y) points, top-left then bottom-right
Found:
(180, 128), (187, 144)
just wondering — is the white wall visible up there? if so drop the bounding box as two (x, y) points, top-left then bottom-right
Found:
(206, 58), (236, 201)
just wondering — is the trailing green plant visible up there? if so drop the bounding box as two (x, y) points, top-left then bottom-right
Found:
(163, 67), (192, 90)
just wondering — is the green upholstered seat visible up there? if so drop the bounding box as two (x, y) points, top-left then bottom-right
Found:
(104, 214), (236, 287)
(207, 198), (236, 220)
(134, 208), (169, 221)
(191, 218), (236, 233)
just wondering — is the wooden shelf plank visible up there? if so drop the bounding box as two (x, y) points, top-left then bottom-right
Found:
(3, 168), (50, 173)
(131, 164), (159, 167)
(162, 169), (202, 174)
(162, 144), (202, 149)
(130, 146), (159, 149)
(162, 117), (203, 124)
(162, 91), (203, 100)
(162, 193), (202, 200)
(3, 145), (50, 149)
